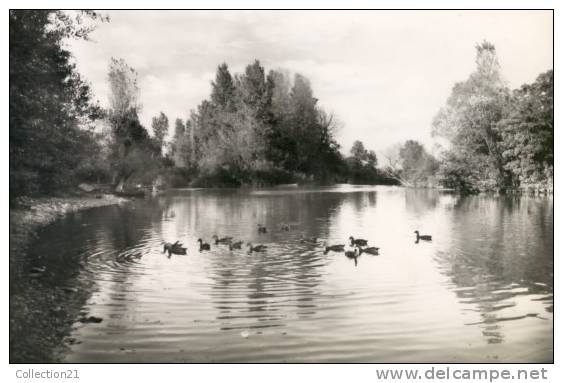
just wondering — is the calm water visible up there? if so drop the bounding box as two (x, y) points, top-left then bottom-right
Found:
(13, 186), (553, 362)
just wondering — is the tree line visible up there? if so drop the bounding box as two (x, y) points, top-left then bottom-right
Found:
(167, 62), (396, 187)
(9, 12), (552, 199)
(9, 10), (391, 199)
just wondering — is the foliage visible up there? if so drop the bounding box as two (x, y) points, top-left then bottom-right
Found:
(498, 70), (553, 189)
(170, 61), (346, 186)
(344, 140), (387, 184)
(431, 41), (552, 193)
(399, 140), (439, 186)
(436, 151), (480, 194)
(151, 112), (169, 154)
(13, 22), (552, 196)
(106, 59), (161, 191)
(9, 10), (106, 197)
(380, 141), (438, 187)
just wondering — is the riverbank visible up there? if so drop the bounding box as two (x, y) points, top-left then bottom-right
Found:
(9, 194), (129, 363)
(10, 194), (129, 266)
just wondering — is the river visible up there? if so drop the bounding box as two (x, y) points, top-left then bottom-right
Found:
(10, 185), (553, 362)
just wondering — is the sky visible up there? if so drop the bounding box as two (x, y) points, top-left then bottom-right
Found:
(68, 10), (553, 155)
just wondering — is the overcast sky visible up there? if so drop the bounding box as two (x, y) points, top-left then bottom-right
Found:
(68, 10), (553, 155)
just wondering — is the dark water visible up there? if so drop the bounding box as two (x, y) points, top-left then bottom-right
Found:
(12, 186), (553, 362)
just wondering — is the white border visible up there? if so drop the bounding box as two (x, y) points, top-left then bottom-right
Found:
(2, 2), (559, 382)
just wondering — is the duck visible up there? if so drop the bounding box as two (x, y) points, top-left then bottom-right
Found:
(229, 241), (244, 250)
(247, 243), (268, 253)
(349, 236), (368, 247)
(358, 246), (379, 255)
(344, 247), (359, 258)
(414, 230), (432, 241)
(257, 224), (268, 234)
(163, 241), (187, 255)
(345, 247), (359, 266)
(197, 238), (211, 251)
(212, 235), (233, 245)
(299, 235), (318, 244)
(323, 243), (345, 254)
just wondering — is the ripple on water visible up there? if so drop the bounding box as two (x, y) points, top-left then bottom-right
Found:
(12, 188), (552, 363)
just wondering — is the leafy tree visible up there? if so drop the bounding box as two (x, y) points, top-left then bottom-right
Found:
(169, 60), (347, 186)
(399, 140), (438, 186)
(264, 70), (298, 170)
(107, 59), (159, 191)
(432, 41), (512, 192)
(211, 63), (236, 111)
(350, 140), (367, 162)
(436, 151), (480, 194)
(9, 10), (106, 197)
(345, 140), (381, 184)
(151, 112), (169, 154)
(498, 70), (553, 189)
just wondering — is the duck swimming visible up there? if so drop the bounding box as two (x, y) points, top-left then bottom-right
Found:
(197, 238), (211, 251)
(229, 241), (243, 250)
(349, 236), (368, 247)
(323, 243), (345, 254)
(344, 247), (359, 258)
(247, 243), (268, 253)
(212, 235), (233, 245)
(358, 246), (379, 255)
(345, 247), (359, 266)
(414, 230), (432, 241)
(163, 241), (187, 255)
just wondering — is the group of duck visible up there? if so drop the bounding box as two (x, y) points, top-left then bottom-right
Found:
(162, 224), (432, 258)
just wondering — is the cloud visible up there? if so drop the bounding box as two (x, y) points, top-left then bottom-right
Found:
(68, 10), (553, 152)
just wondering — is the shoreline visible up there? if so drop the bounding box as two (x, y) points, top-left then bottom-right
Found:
(10, 194), (129, 267)
(9, 194), (129, 363)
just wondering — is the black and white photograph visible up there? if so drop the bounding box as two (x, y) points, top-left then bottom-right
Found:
(8, 7), (554, 368)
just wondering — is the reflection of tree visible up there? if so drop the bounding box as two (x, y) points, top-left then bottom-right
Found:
(404, 188), (439, 216)
(435, 195), (553, 344)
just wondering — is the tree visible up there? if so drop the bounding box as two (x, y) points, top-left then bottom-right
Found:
(432, 41), (512, 192)
(169, 60), (346, 186)
(367, 150), (378, 168)
(289, 73), (321, 173)
(211, 63), (236, 111)
(170, 118), (195, 169)
(498, 70), (553, 189)
(344, 140), (381, 184)
(399, 140), (438, 186)
(107, 58), (158, 191)
(9, 10), (107, 197)
(350, 140), (368, 162)
(151, 112), (169, 154)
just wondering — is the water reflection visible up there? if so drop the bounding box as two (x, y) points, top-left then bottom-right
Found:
(10, 186), (553, 362)
(202, 190), (346, 331)
(434, 195), (553, 350)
